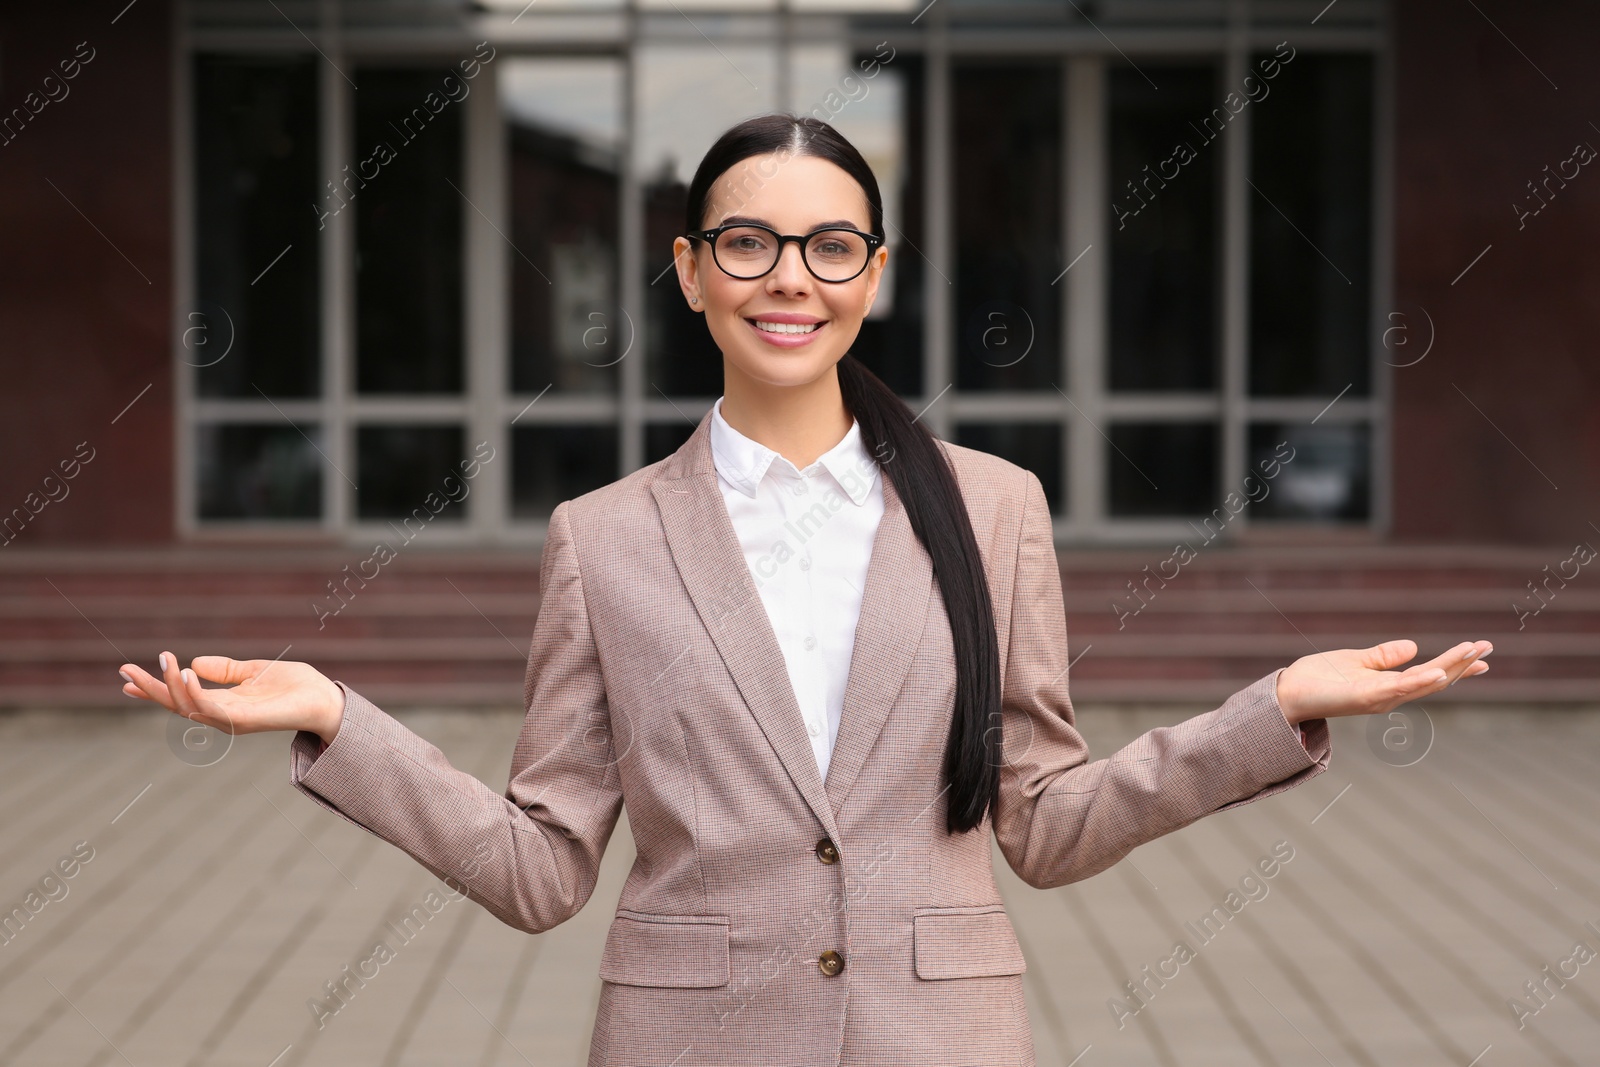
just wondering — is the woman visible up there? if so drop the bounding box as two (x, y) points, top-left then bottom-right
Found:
(118, 114), (1491, 1066)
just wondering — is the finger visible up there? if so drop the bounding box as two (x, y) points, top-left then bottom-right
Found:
(118, 669), (151, 702)
(1408, 641), (1474, 679)
(190, 655), (257, 685)
(1399, 665), (1448, 693)
(1383, 670), (1448, 716)
(159, 650), (204, 720)
(121, 661), (177, 710)
(1450, 654), (1492, 686)
(1361, 638), (1418, 670)
(1402, 641), (1492, 694)
(1436, 640), (1493, 684)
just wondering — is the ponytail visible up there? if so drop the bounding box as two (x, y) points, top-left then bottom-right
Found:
(836, 354), (1003, 833)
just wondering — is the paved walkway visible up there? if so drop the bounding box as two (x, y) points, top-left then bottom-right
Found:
(2, 700), (1597, 1066)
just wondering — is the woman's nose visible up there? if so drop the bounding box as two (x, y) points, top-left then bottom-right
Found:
(766, 242), (812, 293)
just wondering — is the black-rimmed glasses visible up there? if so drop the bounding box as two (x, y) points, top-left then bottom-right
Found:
(686, 223), (884, 283)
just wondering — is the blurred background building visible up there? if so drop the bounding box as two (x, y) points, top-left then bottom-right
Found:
(2, 0), (1596, 707)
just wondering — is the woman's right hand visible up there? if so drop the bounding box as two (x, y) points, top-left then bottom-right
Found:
(118, 651), (345, 745)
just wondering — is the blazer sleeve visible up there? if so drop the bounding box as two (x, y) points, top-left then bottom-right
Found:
(991, 470), (1331, 890)
(287, 499), (626, 934)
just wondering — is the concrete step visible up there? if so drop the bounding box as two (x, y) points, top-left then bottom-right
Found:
(2, 543), (1593, 708)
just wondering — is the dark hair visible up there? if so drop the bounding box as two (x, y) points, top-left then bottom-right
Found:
(684, 113), (1003, 834)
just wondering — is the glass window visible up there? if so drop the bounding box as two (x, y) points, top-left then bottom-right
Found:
(1247, 421), (1370, 521)
(511, 425), (620, 519)
(1107, 422), (1218, 518)
(353, 68), (465, 396)
(1248, 53), (1373, 398)
(1108, 64), (1220, 393)
(193, 55), (321, 399)
(197, 424), (323, 520)
(355, 425), (469, 522)
(502, 57), (624, 397)
(953, 63), (1062, 392)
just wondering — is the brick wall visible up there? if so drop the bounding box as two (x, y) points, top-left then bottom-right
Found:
(1390, 0), (1600, 542)
(0, 1), (173, 548)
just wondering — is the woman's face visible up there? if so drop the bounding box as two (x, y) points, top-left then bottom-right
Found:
(673, 152), (889, 391)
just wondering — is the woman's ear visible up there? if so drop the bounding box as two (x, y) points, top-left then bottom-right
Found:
(860, 243), (889, 316)
(673, 236), (704, 313)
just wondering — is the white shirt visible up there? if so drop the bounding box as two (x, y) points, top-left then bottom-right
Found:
(708, 397), (1307, 775)
(709, 396), (885, 782)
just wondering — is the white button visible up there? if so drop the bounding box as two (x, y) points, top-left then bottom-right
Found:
(804, 635), (816, 650)
(808, 720), (822, 738)
(794, 483), (808, 496)
(799, 556), (811, 570)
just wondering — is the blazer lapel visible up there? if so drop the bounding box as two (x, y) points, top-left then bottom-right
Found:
(650, 409), (933, 832)
(652, 412), (839, 839)
(822, 468), (931, 813)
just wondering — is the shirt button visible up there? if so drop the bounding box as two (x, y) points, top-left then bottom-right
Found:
(803, 635), (816, 650)
(815, 837), (839, 864)
(818, 950), (845, 976)
(808, 720), (822, 738)
(799, 556), (811, 570)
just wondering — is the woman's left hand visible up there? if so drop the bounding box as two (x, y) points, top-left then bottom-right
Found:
(1276, 638), (1492, 725)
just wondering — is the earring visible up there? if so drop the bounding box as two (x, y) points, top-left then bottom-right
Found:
(690, 296), (699, 304)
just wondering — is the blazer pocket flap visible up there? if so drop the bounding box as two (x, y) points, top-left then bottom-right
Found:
(912, 905), (1027, 979)
(598, 912), (730, 988)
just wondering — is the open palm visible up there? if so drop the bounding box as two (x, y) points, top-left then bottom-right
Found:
(1276, 638), (1491, 724)
(119, 652), (344, 741)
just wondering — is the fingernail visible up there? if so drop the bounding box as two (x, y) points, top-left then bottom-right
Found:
(1460, 646), (1477, 660)
(159, 652), (171, 672)
(123, 689), (140, 699)
(119, 670), (132, 683)
(182, 668), (195, 686)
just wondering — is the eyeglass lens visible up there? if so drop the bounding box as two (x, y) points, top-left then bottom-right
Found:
(713, 227), (869, 282)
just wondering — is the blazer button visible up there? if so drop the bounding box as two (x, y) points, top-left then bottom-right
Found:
(818, 949), (845, 976)
(814, 837), (839, 864)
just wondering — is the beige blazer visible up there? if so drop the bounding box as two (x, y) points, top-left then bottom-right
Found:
(290, 407), (1331, 1067)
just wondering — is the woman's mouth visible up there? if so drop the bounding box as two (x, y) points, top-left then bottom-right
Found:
(745, 316), (826, 347)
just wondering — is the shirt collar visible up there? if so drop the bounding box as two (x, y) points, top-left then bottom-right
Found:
(709, 395), (878, 506)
